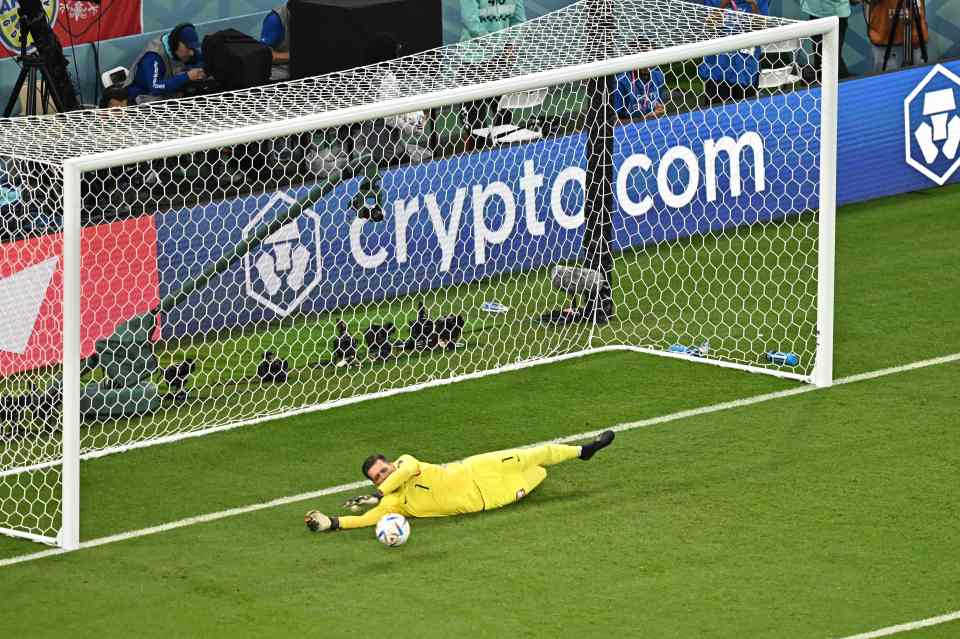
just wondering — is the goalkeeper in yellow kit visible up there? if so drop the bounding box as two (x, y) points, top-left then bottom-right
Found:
(304, 430), (615, 532)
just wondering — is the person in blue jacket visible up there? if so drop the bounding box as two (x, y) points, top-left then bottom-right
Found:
(613, 66), (666, 120)
(698, 0), (768, 101)
(125, 23), (206, 103)
(260, 4), (291, 81)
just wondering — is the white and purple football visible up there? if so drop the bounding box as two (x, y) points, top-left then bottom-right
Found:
(375, 513), (410, 547)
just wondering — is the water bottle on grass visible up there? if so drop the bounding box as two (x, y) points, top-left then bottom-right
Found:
(766, 351), (799, 366)
(481, 301), (509, 314)
(668, 340), (709, 357)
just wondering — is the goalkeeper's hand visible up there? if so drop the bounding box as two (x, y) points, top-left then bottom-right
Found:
(304, 510), (338, 532)
(341, 493), (381, 512)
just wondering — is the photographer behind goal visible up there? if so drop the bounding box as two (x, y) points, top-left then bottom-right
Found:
(125, 23), (206, 103)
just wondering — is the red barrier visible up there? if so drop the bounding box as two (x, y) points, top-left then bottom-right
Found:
(0, 1), (143, 59)
(0, 215), (159, 376)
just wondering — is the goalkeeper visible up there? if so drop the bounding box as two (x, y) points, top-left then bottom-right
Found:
(305, 430), (614, 532)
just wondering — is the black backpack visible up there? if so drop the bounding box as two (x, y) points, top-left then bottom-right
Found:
(203, 29), (272, 90)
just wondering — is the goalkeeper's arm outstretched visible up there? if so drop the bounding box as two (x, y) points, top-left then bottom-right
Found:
(304, 430), (615, 533)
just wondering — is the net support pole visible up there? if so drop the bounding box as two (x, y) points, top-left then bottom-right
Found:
(813, 17), (838, 388)
(583, 0), (616, 328)
(61, 160), (82, 550)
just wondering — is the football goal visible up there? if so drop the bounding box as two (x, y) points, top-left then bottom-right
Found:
(0, 0), (838, 549)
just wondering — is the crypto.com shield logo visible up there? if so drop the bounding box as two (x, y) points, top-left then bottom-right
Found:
(243, 192), (322, 317)
(904, 64), (960, 186)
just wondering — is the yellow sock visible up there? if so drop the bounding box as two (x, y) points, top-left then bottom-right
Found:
(522, 444), (581, 468)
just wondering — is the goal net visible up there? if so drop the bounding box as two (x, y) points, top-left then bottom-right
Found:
(0, 0), (837, 548)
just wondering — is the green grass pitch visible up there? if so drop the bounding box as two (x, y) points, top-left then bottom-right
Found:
(0, 184), (958, 638)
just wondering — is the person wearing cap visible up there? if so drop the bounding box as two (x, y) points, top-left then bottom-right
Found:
(125, 23), (207, 103)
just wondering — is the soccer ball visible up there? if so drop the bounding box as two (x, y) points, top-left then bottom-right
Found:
(375, 513), (410, 547)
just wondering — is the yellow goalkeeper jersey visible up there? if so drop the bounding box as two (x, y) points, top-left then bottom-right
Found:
(337, 454), (485, 530)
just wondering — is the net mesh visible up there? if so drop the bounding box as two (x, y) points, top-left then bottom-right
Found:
(0, 0), (827, 545)
(1, 161), (65, 543)
(0, 0), (796, 164)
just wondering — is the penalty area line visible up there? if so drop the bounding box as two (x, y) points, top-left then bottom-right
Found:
(1, 351), (958, 570)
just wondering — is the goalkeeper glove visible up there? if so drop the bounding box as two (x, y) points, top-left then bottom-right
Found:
(342, 492), (381, 512)
(304, 510), (339, 532)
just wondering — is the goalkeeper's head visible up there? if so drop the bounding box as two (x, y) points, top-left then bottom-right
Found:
(362, 453), (395, 485)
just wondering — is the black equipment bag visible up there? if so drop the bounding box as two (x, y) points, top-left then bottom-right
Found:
(288, 0), (442, 79)
(203, 29), (272, 90)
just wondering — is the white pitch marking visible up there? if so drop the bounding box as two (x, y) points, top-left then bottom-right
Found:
(0, 480), (369, 568)
(1, 351), (958, 569)
(834, 609), (960, 638)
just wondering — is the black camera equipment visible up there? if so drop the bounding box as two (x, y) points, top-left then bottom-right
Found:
(163, 358), (197, 402)
(0, 383), (59, 439)
(406, 302), (433, 350)
(257, 351), (290, 383)
(180, 77), (222, 98)
(404, 302), (464, 351)
(540, 265), (614, 326)
(432, 314), (464, 350)
(364, 323), (396, 361)
(203, 28), (272, 90)
(331, 320), (359, 366)
(352, 177), (386, 222)
(310, 320), (360, 368)
(2, 0), (80, 116)
(881, 0), (928, 71)
(288, 0), (441, 79)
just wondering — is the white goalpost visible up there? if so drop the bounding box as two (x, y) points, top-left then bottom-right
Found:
(0, 0), (838, 549)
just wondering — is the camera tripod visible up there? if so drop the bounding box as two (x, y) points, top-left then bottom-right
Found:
(2, 2), (78, 116)
(881, 0), (928, 71)
(2, 53), (69, 116)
